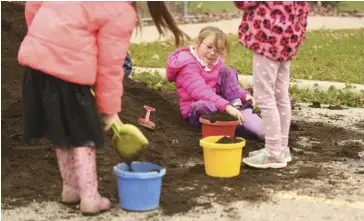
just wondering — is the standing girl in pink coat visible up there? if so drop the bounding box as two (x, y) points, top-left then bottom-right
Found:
(234, 1), (308, 169)
(18, 1), (185, 215)
(167, 26), (265, 141)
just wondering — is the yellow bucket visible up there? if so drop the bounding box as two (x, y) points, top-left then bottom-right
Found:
(200, 136), (246, 178)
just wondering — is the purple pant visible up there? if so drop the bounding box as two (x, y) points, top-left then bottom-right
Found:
(187, 67), (264, 138)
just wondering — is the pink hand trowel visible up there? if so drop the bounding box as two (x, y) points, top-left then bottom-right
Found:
(138, 105), (156, 130)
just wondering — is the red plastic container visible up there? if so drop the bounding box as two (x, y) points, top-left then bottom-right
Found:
(199, 117), (240, 138)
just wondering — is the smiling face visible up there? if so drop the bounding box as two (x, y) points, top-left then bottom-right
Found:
(195, 35), (220, 64)
(194, 27), (229, 64)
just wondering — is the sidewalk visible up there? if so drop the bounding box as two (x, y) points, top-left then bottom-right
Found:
(133, 67), (364, 94)
(131, 16), (364, 44)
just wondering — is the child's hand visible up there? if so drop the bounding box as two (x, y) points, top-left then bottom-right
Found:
(246, 95), (256, 106)
(102, 113), (123, 131)
(225, 105), (244, 124)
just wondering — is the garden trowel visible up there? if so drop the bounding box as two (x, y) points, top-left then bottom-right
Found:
(90, 89), (149, 161)
(111, 123), (149, 161)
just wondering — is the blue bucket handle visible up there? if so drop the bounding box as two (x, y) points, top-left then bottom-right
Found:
(113, 162), (166, 179)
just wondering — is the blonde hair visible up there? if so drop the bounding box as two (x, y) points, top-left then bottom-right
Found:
(196, 26), (230, 57)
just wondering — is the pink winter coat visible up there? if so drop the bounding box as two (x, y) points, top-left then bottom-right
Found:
(18, 1), (136, 114)
(167, 48), (247, 118)
(234, 1), (308, 61)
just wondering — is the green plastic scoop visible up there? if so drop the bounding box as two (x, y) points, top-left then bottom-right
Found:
(90, 89), (149, 161)
(111, 123), (149, 162)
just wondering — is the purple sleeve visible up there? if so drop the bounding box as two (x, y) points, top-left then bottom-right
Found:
(239, 88), (250, 103)
(178, 63), (230, 111)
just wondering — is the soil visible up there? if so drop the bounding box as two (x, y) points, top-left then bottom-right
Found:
(216, 136), (241, 144)
(355, 120), (364, 130)
(328, 105), (345, 110)
(336, 142), (363, 159)
(2, 2), (364, 216)
(200, 112), (238, 123)
(309, 101), (322, 108)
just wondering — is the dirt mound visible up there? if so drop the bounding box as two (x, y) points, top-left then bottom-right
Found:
(1, 1), (27, 112)
(2, 2), (363, 216)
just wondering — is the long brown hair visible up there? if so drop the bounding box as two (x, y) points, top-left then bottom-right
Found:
(133, 2), (188, 47)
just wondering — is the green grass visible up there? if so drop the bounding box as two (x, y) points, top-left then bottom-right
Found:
(131, 71), (175, 91)
(172, 1), (364, 14)
(182, 1), (237, 14)
(129, 28), (364, 84)
(338, 1), (364, 12)
(183, 1), (364, 14)
(289, 85), (364, 107)
(185, 1), (364, 13)
(131, 71), (364, 108)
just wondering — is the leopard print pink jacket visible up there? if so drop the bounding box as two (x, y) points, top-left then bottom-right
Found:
(234, 1), (308, 62)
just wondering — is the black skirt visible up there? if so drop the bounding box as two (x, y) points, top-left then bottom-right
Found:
(22, 67), (104, 148)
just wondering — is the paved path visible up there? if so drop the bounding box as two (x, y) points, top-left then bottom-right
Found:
(3, 191), (364, 221)
(131, 16), (364, 44)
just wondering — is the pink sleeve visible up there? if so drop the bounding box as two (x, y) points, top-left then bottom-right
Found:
(95, 12), (136, 114)
(234, 1), (259, 10)
(178, 63), (230, 111)
(25, 1), (43, 27)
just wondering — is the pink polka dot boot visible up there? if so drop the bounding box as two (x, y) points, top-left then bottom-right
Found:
(73, 147), (111, 216)
(56, 148), (80, 205)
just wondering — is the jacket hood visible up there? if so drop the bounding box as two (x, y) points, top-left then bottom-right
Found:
(166, 48), (195, 82)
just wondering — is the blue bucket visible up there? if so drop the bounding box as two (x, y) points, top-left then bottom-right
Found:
(113, 162), (166, 211)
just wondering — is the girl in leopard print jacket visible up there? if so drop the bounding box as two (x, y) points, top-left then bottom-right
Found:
(234, 1), (308, 61)
(234, 1), (308, 169)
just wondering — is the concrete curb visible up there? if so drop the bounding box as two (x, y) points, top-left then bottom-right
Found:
(133, 66), (364, 94)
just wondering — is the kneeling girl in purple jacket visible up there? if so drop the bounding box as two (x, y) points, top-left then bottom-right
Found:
(166, 26), (264, 140)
